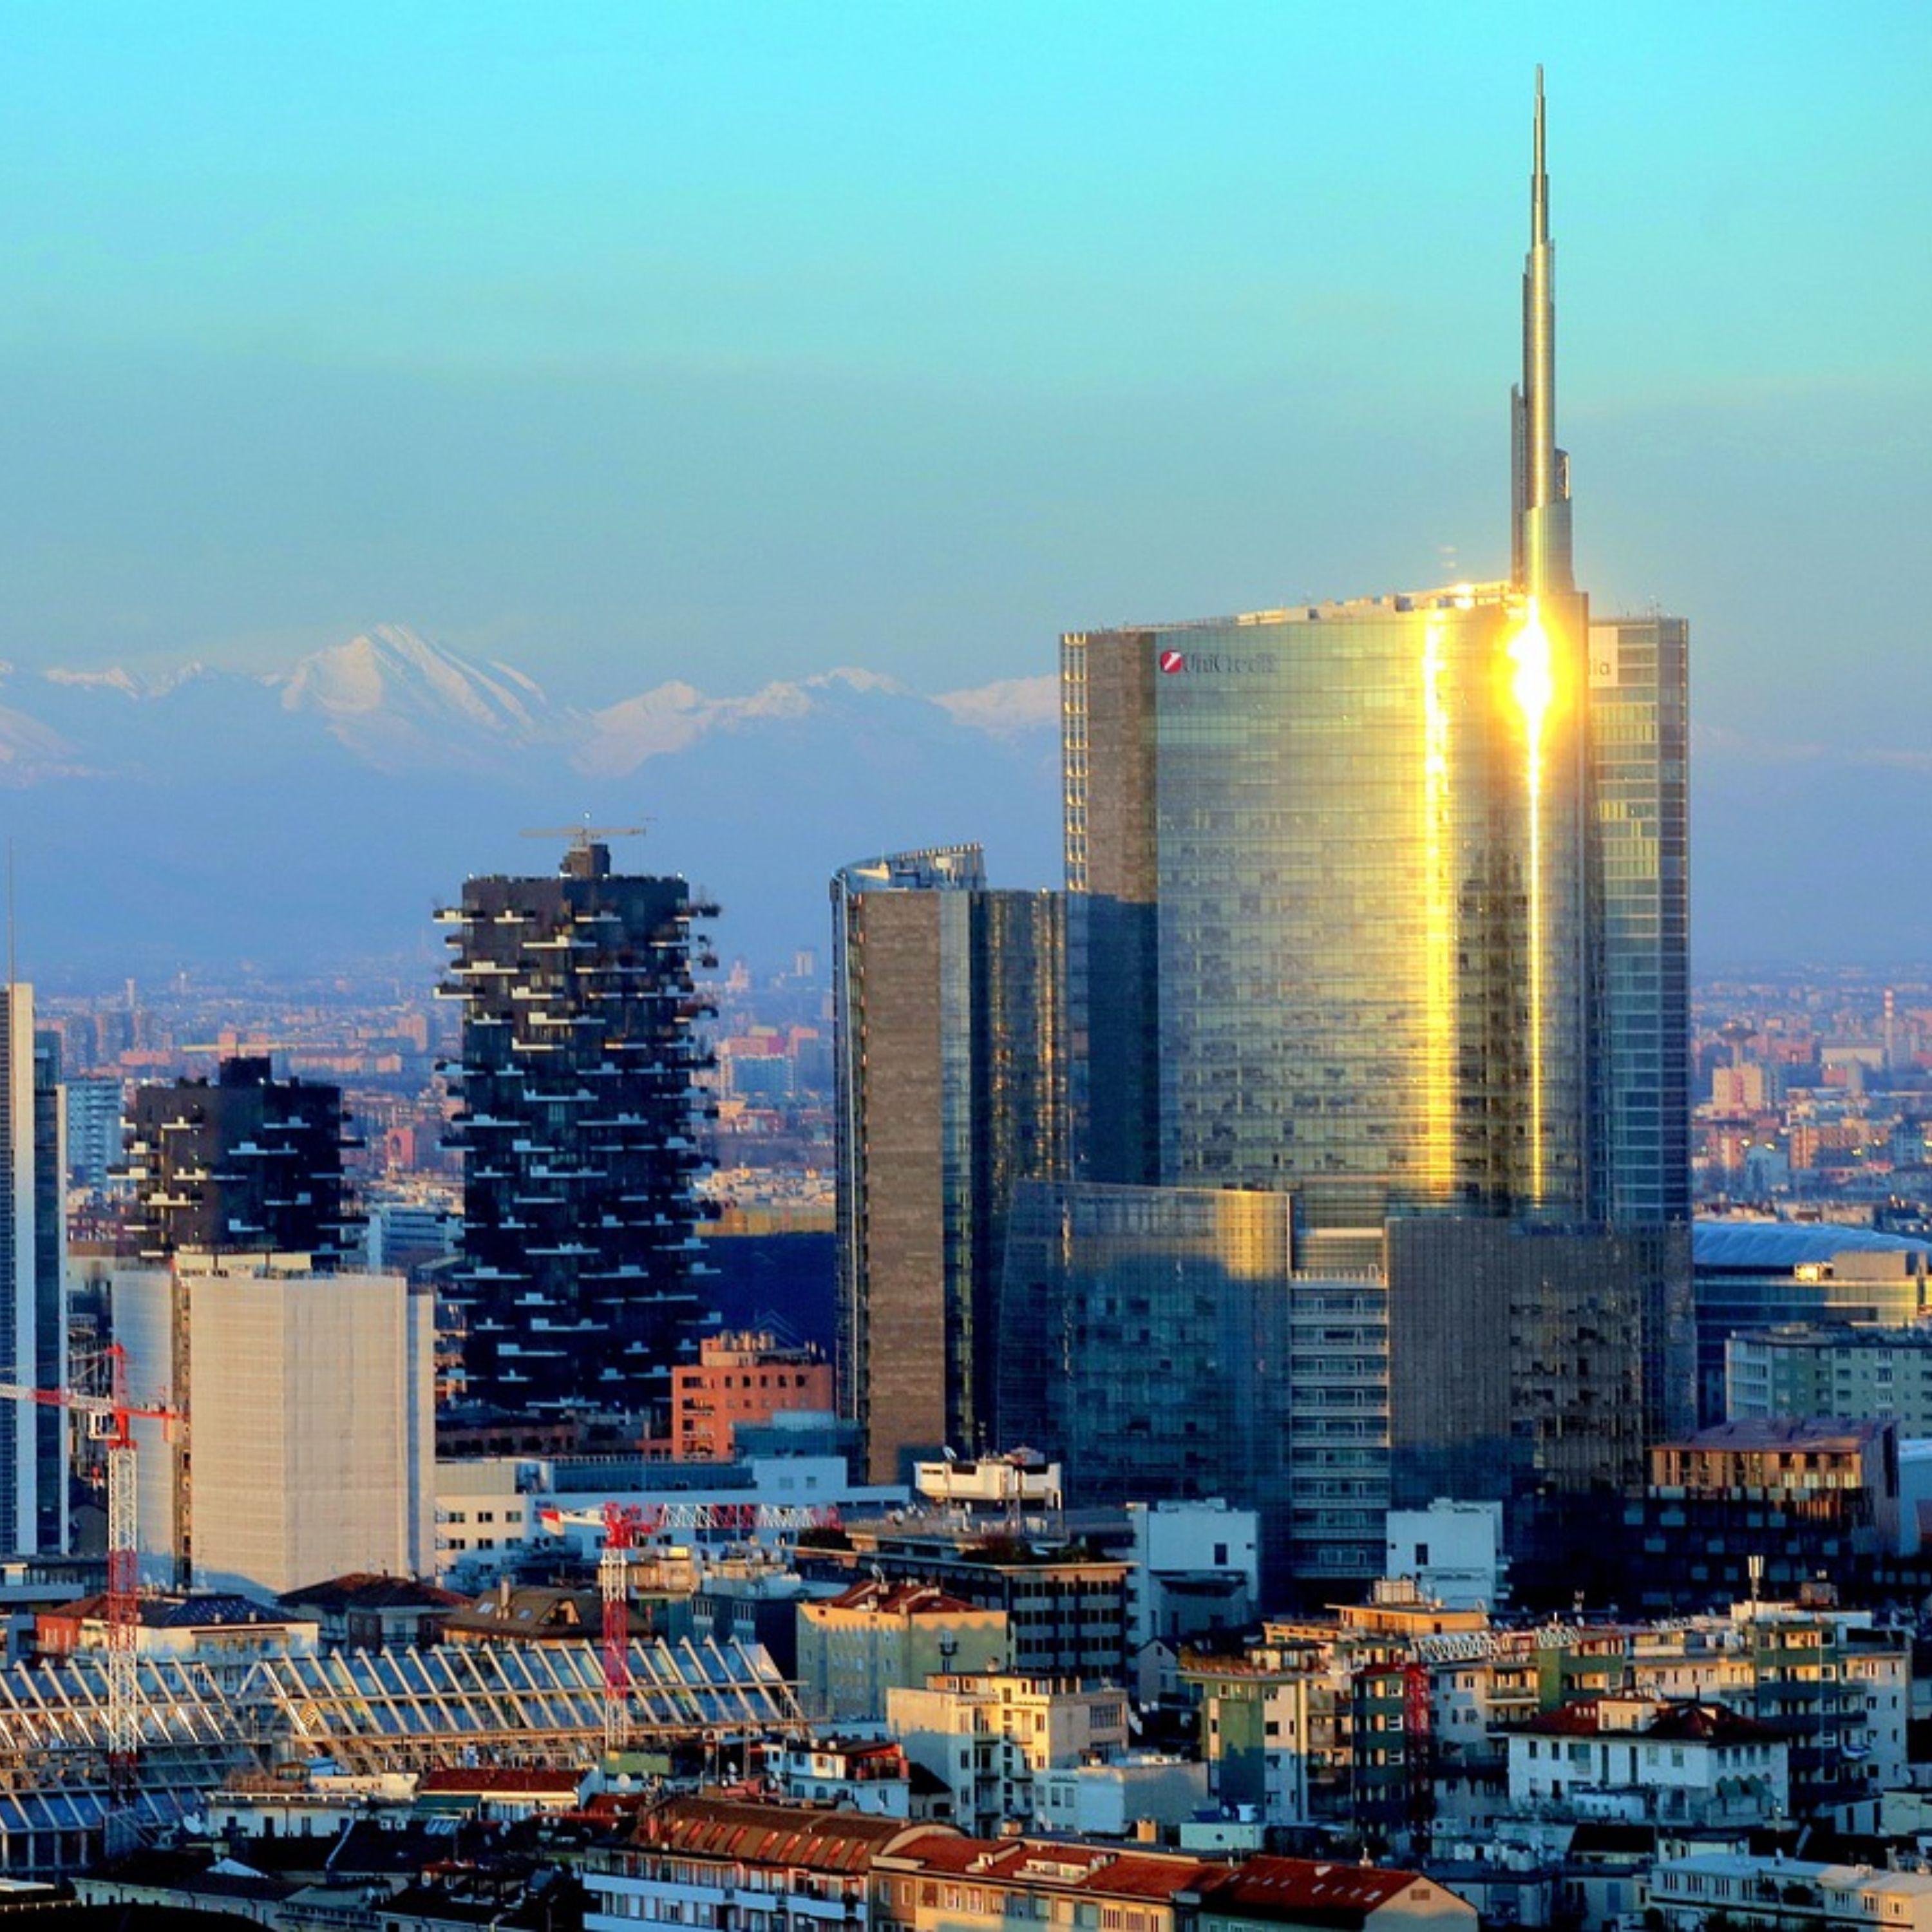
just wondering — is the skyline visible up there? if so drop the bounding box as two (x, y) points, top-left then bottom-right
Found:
(2, 6), (1929, 974)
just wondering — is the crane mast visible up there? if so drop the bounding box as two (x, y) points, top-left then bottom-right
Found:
(0, 1343), (182, 1799)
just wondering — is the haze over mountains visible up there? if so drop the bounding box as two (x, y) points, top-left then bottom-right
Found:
(0, 627), (1061, 985)
(0, 623), (1911, 984)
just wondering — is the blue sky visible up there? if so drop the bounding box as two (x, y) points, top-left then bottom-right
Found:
(3, 1), (1928, 746)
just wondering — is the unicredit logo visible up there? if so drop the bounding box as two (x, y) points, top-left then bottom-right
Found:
(1157, 649), (1277, 675)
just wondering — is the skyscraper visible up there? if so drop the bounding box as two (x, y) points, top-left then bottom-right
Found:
(1043, 73), (1692, 1590)
(0, 984), (67, 1555)
(1589, 614), (1692, 1225)
(832, 846), (1065, 1482)
(123, 1056), (354, 1265)
(439, 833), (717, 1430)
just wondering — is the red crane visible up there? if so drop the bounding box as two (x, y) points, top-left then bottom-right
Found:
(0, 1343), (182, 1797)
(537, 1499), (842, 1754)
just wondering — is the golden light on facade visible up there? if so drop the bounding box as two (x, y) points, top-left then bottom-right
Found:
(1420, 620), (1453, 1191)
(1506, 595), (1555, 1203)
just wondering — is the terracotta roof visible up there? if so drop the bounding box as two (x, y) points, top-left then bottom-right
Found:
(638, 1797), (945, 1871)
(282, 1573), (468, 1612)
(1193, 1857), (1437, 1926)
(421, 1767), (585, 1797)
(817, 1579), (993, 1618)
(893, 1837), (1219, 1900)
(1519, 1698), (1783, 1744)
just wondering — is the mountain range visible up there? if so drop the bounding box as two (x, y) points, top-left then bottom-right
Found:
(0, 623), (1917, 982)
(0, 627), (1063, 982)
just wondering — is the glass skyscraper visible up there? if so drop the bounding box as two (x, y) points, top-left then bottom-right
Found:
(1066, 585), (1594, 1226)
(1589, 615), (1692, 1225)
(1043, 74), (1693, 1592)
(832, 847), (1066, 1483)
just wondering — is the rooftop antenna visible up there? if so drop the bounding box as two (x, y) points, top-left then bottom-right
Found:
(5, 840), (14, 989)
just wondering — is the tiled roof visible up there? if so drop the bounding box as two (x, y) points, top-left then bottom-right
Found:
(818, 1579), (992, 1617)
(421, 1767), (585, 1797)
(282, 1572), (468, 1611)
(1194, 1857), (1435, 1927)
(895, 1837), (1219, 1900)
(1520, 1698), (1782, 1743)
(639, 1797), (944, 1872)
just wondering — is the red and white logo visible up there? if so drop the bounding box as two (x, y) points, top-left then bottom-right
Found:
(1159, 649), (1186, 674)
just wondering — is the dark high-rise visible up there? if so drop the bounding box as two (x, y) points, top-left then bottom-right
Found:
(124, 1056), (354, 1266)
(831, 846), (1065, 1482)
(440, 834), (717, 1428)
(1, 986), (66, 1554)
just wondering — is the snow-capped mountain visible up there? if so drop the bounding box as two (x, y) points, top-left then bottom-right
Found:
(276, 625), (573, 772)
(0, 627), (1065, 977)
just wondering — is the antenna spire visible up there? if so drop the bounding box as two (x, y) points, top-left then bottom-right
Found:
(1511, 64), (1573, 596)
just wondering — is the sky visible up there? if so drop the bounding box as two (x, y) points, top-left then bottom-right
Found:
(3, 1), (1929, 754)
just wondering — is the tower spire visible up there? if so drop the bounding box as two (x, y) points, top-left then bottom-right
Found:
(1511, 64), (1573, 595)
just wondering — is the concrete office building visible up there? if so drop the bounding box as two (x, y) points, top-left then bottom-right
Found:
(0, 986), (64, 1554)
(117, 1255), (435, 1598)
(831, 846), (1065, 1482)
(1726, 1321), (1932, 1431)
(439, 833), (717, 1428)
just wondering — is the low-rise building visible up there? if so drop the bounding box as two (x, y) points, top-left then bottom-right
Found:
(1191, 1855), (1479, 1932)
(33, 1591), (319, 1689)
(797, 1578), (1008, 1722)
(875, 1833), (1217, 1932)
(278, 1571), (465, 1653)
(770, 1738), (920, 1817)
(1034, 1752), (1209, 1838)
(1645, 1855), (1932, 1932)
(887, 1673), (1132, 1835)
(1506, 1696), (1788, 1825)
(671, 1331), (835, 1462)
(1124, 1499), (1258, 1701)
(584, 1794), (949, 1932)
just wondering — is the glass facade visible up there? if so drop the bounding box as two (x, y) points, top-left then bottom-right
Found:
(998, 1181), (1390, 1593)
(0, 986), (66, 1555)
(831, 849), (1066, 1483)
(1589, 616), (1691, 1224)
(1066, 588), (1593, 1224)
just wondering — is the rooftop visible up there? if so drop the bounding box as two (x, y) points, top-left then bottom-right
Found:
(1193, 1856), (1448, 1927)
(635, 1796), (941, 1873)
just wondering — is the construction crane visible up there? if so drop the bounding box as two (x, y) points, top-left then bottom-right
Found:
(520, 822), (650, 854)
(598, 1504), (648, 1756)
(0, 1344), (182, 1798)
(536, 1499), (842, 1755)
